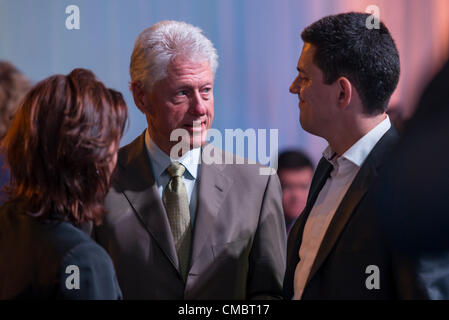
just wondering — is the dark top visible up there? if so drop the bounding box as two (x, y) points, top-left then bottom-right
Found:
(0, 203), (122, 299)
(372, 60), (449, 299)
(0, 153), (10, 204)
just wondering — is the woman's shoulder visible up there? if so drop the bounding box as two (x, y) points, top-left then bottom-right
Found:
(0, 204), (122, 299)
(42, 220), (122, 299)
(57, 231), (122, 299)
(0, 202), (105, 258)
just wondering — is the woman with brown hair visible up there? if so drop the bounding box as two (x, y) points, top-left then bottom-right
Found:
(0, 68), (127, 299)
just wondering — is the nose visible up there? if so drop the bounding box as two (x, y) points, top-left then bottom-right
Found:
(190, 91), (207, 116)
(289, 76), (300, 94)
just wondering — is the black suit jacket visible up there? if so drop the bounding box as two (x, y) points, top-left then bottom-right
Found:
(0, 204), (122, 299)
(284, 126), (401, 299)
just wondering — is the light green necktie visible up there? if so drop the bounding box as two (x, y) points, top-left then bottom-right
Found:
(163, 162), (192, 283)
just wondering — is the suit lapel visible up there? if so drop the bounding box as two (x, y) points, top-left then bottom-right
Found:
(305, 159), (376, 286)
(305, 127), (399, 287)
(116, 132), (179, 272)
(284, 157), (333, 298)
(189, 147), (233, 273)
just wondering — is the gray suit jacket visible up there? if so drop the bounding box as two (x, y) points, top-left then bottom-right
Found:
(94, 132), (286, 299)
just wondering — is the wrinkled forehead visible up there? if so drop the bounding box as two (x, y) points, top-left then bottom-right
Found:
(165, 57), (214, 83)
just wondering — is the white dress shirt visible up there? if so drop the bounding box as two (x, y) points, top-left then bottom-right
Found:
(144, 129), (200, 226)
(293, 116), (391, 299)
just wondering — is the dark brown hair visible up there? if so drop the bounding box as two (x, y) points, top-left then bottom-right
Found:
(2, 68), (127, 225)
(301, 12), (400, 115)
(278, 150), (314, 172)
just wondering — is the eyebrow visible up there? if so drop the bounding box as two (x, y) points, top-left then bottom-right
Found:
(173, 81), (213, 89)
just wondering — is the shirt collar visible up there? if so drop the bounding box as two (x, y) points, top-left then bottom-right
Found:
(323, 115), (391, 167)
(144, 129), (200, 180)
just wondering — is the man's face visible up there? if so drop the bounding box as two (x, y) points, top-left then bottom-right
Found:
(142, 57), (214, 155)
(289, 43), (336, 138)
(279, 167), (313, 221)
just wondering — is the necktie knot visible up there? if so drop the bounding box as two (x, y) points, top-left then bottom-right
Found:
(167, 162), (186, 178)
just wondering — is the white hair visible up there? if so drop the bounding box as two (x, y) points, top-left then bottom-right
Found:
(129, 20), (218, 90)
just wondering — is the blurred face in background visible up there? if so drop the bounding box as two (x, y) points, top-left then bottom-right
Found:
(279, 167), (313, 222)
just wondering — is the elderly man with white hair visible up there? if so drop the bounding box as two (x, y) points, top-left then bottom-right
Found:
(93, 21), (286, 299)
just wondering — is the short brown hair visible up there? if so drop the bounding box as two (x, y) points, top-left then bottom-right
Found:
(3, 68), (128, 225)
(0, 61), (31, 139)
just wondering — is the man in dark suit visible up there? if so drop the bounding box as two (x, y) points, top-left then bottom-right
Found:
(93, 20), (286, 299)
(283, 12), (402, 299)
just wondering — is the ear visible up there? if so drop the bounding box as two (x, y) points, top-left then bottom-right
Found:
(336, 77), (352, 110)
(130, 81), (150, 114)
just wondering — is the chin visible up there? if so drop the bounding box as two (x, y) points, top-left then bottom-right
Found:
(191, 136), (206, 149)
(299, 118), (318, 136)
(190, 128), (209, 148)
(299, 118), (310, 132)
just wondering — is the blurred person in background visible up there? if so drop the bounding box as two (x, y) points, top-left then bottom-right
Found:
(386, 105), (406, 134)
(277, 150), (313, 234)
(373, 59), (449, 299)
(0, 68), (127, 299)
(0, 62), (31, 201)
